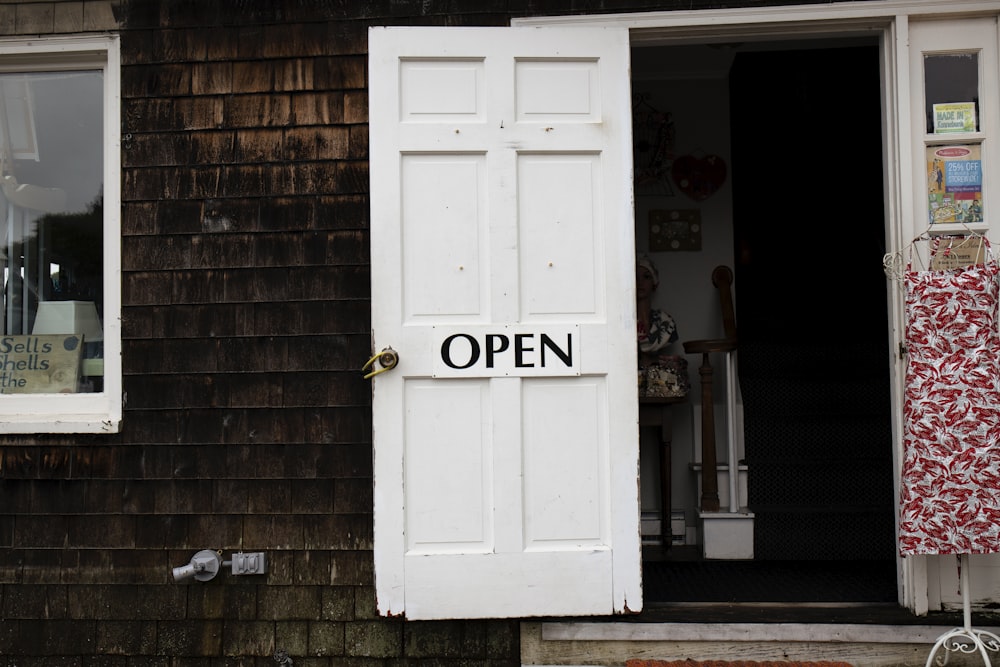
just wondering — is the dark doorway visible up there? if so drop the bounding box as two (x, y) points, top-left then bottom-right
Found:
(643, 43), (897, 605)
(730, 45), (896, 565)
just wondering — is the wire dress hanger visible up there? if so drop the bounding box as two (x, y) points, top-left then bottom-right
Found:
(883, 224), (994, 283)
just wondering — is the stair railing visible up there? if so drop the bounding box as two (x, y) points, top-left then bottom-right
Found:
(682, 266), (738, 513)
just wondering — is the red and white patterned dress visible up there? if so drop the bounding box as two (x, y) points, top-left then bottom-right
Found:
(899, 254), (1000, 555)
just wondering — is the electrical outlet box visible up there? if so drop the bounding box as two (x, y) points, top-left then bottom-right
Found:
(230, 552), (267, 575)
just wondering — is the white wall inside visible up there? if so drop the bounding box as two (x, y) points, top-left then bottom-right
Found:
(633, 45), (739, 533)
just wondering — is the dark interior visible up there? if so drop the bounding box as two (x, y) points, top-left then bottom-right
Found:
(644, 43), (897, 606)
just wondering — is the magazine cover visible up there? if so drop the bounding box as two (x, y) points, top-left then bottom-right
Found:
(927, 144), (984, 224)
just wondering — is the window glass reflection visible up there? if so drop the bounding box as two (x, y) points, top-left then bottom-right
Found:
(0, 70), (104, 393)
(924, 52), (979, 133)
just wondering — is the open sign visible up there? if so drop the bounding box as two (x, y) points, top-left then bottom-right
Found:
(432, 325), (580, 377)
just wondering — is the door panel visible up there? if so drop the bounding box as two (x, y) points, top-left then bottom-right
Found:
(523, 379), (606, 544)
(519, 155), (602, 317)
(401, 155), (486, 319)
(369, 26), (638, 620)
(405, 380), (489, 552)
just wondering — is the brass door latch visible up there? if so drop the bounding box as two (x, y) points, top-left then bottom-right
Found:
(363, 347), (399, 379)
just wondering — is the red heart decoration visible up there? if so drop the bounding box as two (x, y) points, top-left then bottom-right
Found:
(671, 154), (727, 201)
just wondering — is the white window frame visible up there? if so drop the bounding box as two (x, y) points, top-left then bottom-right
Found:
(516, 0), (1000, 622)
(0, 35), (121, 434)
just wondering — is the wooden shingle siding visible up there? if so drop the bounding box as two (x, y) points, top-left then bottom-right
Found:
(12, 3), (55, 34)
(0, 0), (828, 661)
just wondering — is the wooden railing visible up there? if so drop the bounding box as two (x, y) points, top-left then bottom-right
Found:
(682, 266), (738, 513)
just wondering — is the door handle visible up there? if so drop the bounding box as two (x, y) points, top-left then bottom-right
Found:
(363, 347), (399, 379)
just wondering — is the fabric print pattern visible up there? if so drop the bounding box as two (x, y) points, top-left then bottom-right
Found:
(899, 258), (1000, 555)
(638, 308), (678, 355)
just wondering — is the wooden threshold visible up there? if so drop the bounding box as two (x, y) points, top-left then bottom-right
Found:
(521, 610), (1000, 667)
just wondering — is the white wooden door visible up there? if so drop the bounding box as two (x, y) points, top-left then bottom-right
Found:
(368, 26), (639, 620)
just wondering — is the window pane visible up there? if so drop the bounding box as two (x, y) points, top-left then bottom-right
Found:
(0, 70), (104, 394)
(924, 52), (979, 133)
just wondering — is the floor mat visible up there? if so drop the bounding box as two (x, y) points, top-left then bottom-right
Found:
(628, 662), (853, 667)
(642, 559), (897, 603)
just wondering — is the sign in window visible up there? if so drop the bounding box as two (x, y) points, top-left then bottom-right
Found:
(0, 70), (105, 394)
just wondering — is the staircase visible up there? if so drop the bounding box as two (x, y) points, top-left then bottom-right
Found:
(738, 340), (896, 561)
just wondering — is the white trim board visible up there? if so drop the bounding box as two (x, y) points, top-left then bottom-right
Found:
(513, 0), (1000, 31)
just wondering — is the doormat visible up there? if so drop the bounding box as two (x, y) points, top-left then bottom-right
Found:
(642, 559), (897, 603)
(628, 662), (853, 667)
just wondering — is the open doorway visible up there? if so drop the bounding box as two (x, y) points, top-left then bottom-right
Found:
(635, 40), (897, 604)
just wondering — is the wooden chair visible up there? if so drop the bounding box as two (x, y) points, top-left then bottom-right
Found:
(682, 266), (738, 512)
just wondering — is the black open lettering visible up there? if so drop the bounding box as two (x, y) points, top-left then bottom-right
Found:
(540, 333), (572, 367)
(485, 334), (509, 368)
(441, 333), (480, 369)
(514, 333), (534, 367)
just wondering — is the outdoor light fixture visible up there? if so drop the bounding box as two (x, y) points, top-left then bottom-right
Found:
(171, 549), (222, 582)
(172, 550), (268, 582)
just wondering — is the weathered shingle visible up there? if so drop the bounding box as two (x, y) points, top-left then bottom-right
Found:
(0, 1), (525, 664)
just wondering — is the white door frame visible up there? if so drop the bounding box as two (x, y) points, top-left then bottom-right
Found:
(516, 0), (1000, 616)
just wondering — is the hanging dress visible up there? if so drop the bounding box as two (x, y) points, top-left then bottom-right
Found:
(899, 243), (1000, 555)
